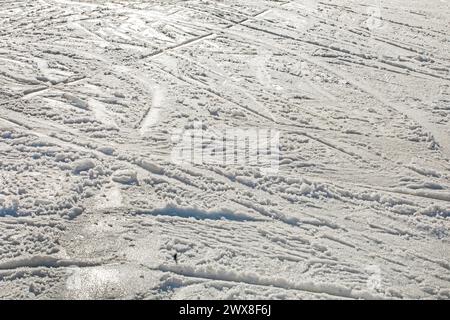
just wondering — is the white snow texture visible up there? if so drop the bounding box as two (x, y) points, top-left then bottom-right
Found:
(0, 0), (449, 300)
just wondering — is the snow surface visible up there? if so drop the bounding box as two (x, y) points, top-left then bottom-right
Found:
(0, 0), (449, 299)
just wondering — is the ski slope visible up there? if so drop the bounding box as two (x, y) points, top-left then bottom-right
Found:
(0, 0), (449, 299)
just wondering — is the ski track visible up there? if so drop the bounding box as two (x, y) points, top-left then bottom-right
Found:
(0, 0), (449, 300)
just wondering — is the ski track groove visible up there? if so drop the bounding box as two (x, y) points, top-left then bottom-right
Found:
(1, 0), (449, 300)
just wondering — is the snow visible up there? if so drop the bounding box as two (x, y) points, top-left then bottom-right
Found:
(72, 159), (96, 174)
(0, 0), (449, 300)
(111, 169), (138, 185)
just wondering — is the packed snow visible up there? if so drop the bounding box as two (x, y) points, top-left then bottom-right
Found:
(0, 0), (449, 299)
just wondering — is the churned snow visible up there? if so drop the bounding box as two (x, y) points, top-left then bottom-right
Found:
(0, 0), (449, 299)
